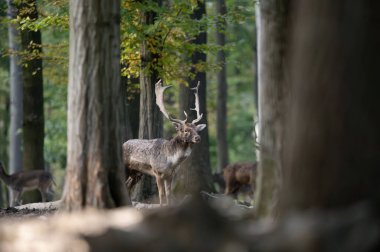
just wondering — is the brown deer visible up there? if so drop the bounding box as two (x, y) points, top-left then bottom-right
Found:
(123, 80), (206, 206)
(223, 162), (257, 196)
(0, 162), (55, 206)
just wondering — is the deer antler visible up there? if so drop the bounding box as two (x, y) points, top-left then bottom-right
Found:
(155, 80), (187, 124)
(190, 81), (203, 124)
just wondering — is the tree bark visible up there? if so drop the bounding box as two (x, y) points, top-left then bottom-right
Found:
(253, 6), (259, 164)
(62, 0), (130, 210)
(216, 0), (229, 172)
(133, 0), (163, 202)
(6, 0), (23, 175)
(18, 0), (44, 203)
(254, 0), (290, 218)
(120, 79), (131, 141)
(280, 0), (380, 214)
(175, 0), (212, 194)
(124, 77), (140, 140)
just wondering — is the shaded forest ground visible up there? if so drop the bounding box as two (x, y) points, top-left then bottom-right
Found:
(0, 195), (379, 252)
(0, 206), (56, 220)
(0, 195), (255, 252)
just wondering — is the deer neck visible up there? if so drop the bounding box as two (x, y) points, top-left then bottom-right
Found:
(0, 166), (12, 186)
(165, 136), (193, 163)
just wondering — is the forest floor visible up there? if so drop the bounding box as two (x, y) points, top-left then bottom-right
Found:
(0, 192), (253, 220)
(1, 194), (375, 252)
(0, 201), (60, 220)
(0, 193), (257, 252)
(0, 206), (56, 220)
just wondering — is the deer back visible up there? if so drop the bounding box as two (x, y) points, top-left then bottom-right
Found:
(123, 139), (177, 172)
(224, 162), (257, 185)
(11, 170), (53, 190)
(123, 137), (193, 175)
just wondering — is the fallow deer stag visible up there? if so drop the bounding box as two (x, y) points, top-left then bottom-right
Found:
(0, 162), (55, 206)
(123, 80), (206, 206)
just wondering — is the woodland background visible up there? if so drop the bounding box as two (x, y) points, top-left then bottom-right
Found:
(0, 0), (256, 205)
(1, 0), (380, 251)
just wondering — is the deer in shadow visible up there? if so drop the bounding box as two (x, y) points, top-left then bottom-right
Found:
(0, 162), (55, 206)
(223, 162), (257, 198)
(123, 80), (206, 206)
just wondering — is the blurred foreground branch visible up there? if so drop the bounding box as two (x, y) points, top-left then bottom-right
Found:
(0, 197), (378, 252)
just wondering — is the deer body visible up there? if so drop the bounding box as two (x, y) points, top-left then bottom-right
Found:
(124, 80), (206, 206)
(223, 162), (257, 196)
(124, 138), (192, 179)
(0, 162), (55, 206)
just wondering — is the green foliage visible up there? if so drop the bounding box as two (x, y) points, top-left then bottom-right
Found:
(44, 80), (67, 169)
(3, 0), (69, 170)
(17, 14), (68, 31)
(207, 0), (257, 171)
(37, 0), (69, 169)
(121, 0), (221, 84)
(0, 3), (11, 167)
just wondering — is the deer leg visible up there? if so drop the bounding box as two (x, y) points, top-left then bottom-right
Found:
(39, 188), (47, 202)
(11, 190), (22, 207)
(164, 178), (172, 205)
(156, 176), (165, 206)
(9, 190), (16, 207)
(47, 185), (55, 199)
(224, 177), (233, 195)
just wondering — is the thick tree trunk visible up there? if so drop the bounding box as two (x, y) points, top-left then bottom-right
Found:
(254, 0), (290, 218)
(18, 0), (44, 203)
(6, 0), (23, 207)
(6, 0), (23, 175)
(62, 0), (130, 210)
(175, 1), (212, 194)
(216, 0), (229, 172)
(253, 7), (259, 164)
(124, 77), (140, 139)
(120, 76), (133, 141)
(127, 91), (139, 139)
(280, 1), (380, 213)
(133, 0), (162, 202)
(252, 18), (258, 118)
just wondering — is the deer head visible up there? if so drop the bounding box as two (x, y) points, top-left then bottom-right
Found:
(155, 80), (206, 144)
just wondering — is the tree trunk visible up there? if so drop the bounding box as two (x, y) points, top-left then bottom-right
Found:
(175, 0), (212, 195)
(0, 97), (10, 207)
(252, 16), (259, 117)
(62, 0), (130, 210)
(253, 6), (259, 163)
(216, 0), (229, 172)
(6, 0), (23, 175)
(280, 0), (380, 214)
(127, 91), (139, 139)
(18, 0), (44, 203)
(120, 76), (135, 141)
(254, 0), (290, 218)
(124, 77), (140, 139)
(132, 0), (163, 203)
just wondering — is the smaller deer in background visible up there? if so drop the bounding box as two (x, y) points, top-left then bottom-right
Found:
(223, 162), (257, 197)
(0, 162), (55, 206)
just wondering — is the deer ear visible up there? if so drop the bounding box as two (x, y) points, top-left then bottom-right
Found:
(195, 124), (206, 132)
(172, 122), (182, 131)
